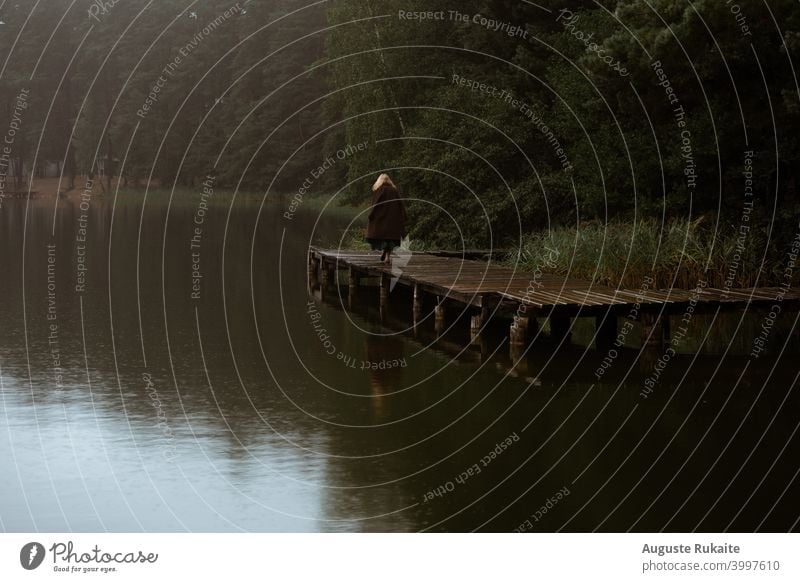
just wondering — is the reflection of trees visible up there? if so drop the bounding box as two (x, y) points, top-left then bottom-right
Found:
(0, 199), (351, 451)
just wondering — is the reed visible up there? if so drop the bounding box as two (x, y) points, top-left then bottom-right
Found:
(509, 218), (791, 289)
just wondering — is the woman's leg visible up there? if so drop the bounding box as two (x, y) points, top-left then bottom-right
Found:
(368, 239), (386, 261)
(383, 240), (399, 264)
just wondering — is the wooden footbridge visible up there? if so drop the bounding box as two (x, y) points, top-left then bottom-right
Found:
(308, 247), (800, 353)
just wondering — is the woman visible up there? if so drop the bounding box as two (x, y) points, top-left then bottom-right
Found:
(367, 173), (406, 264)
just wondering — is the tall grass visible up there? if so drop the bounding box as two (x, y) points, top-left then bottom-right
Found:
(339, 225), (432, 252)
(509, 218), (790, 289)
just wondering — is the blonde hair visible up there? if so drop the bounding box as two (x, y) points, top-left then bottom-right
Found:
(372, 173), (396, 192)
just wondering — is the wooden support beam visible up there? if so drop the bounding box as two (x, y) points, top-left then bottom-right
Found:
(640, 312), (668, 350)
(347, 267), (358, 307)
(435, 299), (446, 334)
(470, 315), (482, 343)
(413, 284), (423, 324)
(470, 305), (491, 342)
(510, 315), (529, 345)
(509, 313), (532, 374)
(320, 262), (329, 286)
(307, 256), (319, 289)
(319, 262), (332, 298)
(380, 273), (389, 308)
(348, 267), (358, 295)
(482, 305), (491, 327)
(641, 313), (656, 349)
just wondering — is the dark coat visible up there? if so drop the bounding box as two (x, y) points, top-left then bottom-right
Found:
(367, 185), (406, 240)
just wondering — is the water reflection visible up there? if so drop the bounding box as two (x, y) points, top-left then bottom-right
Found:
(0, 196), (799, 532)
(364, 334), (406, 422)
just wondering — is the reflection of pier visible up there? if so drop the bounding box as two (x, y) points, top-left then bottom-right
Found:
(308, 247), (800, 363)
(310, 275), (552, 384)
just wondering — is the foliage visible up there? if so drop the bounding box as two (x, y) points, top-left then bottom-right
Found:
(0, 0), (329, 192)
(324, 0), (800, 261)
(512, 217), (796, 288)
(2, 0), (798, 284)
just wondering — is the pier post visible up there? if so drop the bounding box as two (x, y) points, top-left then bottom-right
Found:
(319, 261), (333, 297)
(641, 312), (668, 350)
(348, 267), (359, 307)
(550, 314), (572, 342)
(509, 315), (530, 373)
(470, 315), (482, 342)
(470, 305), (491, 342)
(413, 284), (423, 324)
(348, 267), (358, 294)
(510, 315), (529, 346)
(380, 273), (389, 308)
(308, 254), (319, 290)
(595, 314), (617, 350)
(307, 252), (315, 276)
(320, 261), (329, 287)
(435, 299), (446, 334)
(320, 260), (335, 286)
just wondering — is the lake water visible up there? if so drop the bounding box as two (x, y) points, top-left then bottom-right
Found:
(1, 194), (798, 532)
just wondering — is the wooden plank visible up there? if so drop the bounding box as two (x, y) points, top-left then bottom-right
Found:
(310, 248), (800, 314)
